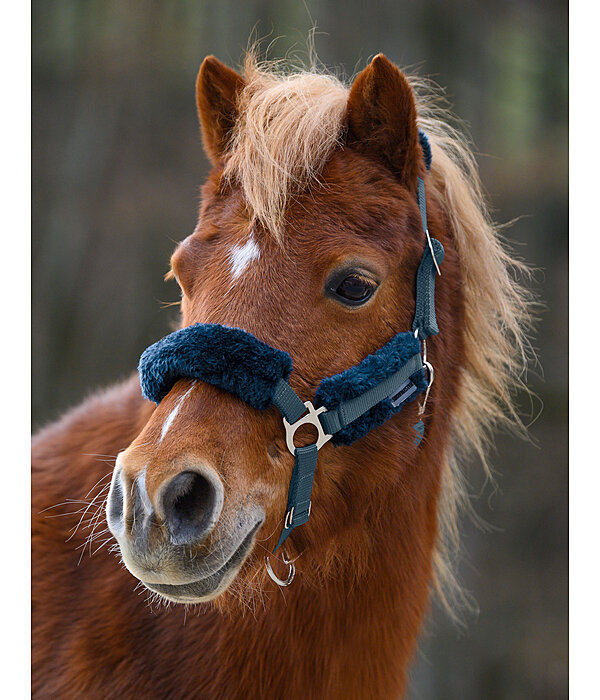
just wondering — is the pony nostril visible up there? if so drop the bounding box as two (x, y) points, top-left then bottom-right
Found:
(160, 470), (223, 546)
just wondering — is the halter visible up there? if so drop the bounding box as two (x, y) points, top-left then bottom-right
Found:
(138, 130), (444, 587)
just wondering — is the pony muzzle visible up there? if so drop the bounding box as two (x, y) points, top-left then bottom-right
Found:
(106, 452), (264, 601)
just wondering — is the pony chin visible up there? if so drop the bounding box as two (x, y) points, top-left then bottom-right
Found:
(143, 565), (242, 606)
(113, 507), (267, 608)
(122, 539), (267, 610)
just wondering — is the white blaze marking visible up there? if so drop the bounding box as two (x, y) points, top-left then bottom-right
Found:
(159, 382), (196, 443)
(228, 233), (261, 280)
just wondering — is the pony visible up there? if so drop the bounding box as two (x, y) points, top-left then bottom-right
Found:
(32, 51), (532, 699)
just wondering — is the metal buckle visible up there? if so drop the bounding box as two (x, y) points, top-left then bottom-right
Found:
(283, 401), (332, 455)
(284, 507), (294, 529)
(283, 502), (311, 529)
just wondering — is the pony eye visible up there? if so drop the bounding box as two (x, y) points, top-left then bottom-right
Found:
(335, 275), (373, 302)
(325, 265), (380, 307)
(328, 271), (378, 307)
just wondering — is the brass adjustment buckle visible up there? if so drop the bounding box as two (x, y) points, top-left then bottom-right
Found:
(282, 401), (332, 455)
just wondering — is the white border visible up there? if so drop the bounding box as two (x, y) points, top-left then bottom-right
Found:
(570, 1), (598, 695)
(19, 2), (576, 695)
(2, 1), (31, 696)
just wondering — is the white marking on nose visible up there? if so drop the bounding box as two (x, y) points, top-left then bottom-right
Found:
(159, 381), (196, 443)
(228, 232), (261, 280)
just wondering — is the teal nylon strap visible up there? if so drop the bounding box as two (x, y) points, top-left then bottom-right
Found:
(417, 177), (428, 235)
(412, 239), (445, 341)
(272, 378), (307, 423)
(413, 176), (444, 340)
(319, 352), (423, 435)
(272, 379), (319, 552)
(274, 443), (318, 551)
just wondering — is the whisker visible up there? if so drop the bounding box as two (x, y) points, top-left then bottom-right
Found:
(91, 537), (114, 556)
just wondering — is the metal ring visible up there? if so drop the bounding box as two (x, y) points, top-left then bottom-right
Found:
(266, 556), (295, 587)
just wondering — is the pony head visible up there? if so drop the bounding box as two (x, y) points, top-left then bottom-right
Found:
(106, 52), (530, 609)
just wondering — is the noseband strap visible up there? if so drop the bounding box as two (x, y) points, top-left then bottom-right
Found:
(138, 130), (444, 561)
(139, 323), (293, 408)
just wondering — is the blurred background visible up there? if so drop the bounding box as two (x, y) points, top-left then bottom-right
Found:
(32, 1), (567, 697)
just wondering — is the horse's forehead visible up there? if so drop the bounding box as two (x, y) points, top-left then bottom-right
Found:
(227, 230), (261, 280)
(181, 149), (411, 284)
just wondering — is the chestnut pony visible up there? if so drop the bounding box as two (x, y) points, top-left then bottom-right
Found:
(32, 53), (531, 698)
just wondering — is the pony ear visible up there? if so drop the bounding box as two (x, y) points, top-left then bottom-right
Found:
(346, 54), (422, 189)
(196, 56), (246, 164)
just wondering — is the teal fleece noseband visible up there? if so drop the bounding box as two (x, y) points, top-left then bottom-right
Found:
(138, 132), (444, 557)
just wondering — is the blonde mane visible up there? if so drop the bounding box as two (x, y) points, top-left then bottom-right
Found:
(409, 77), (534, 609)
(225, 55), (534, 610)
(224, 56), (348, 240)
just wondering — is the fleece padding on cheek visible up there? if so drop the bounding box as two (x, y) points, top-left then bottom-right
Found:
(138, 323), (293, 408)
(314, 331), (427, 446)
